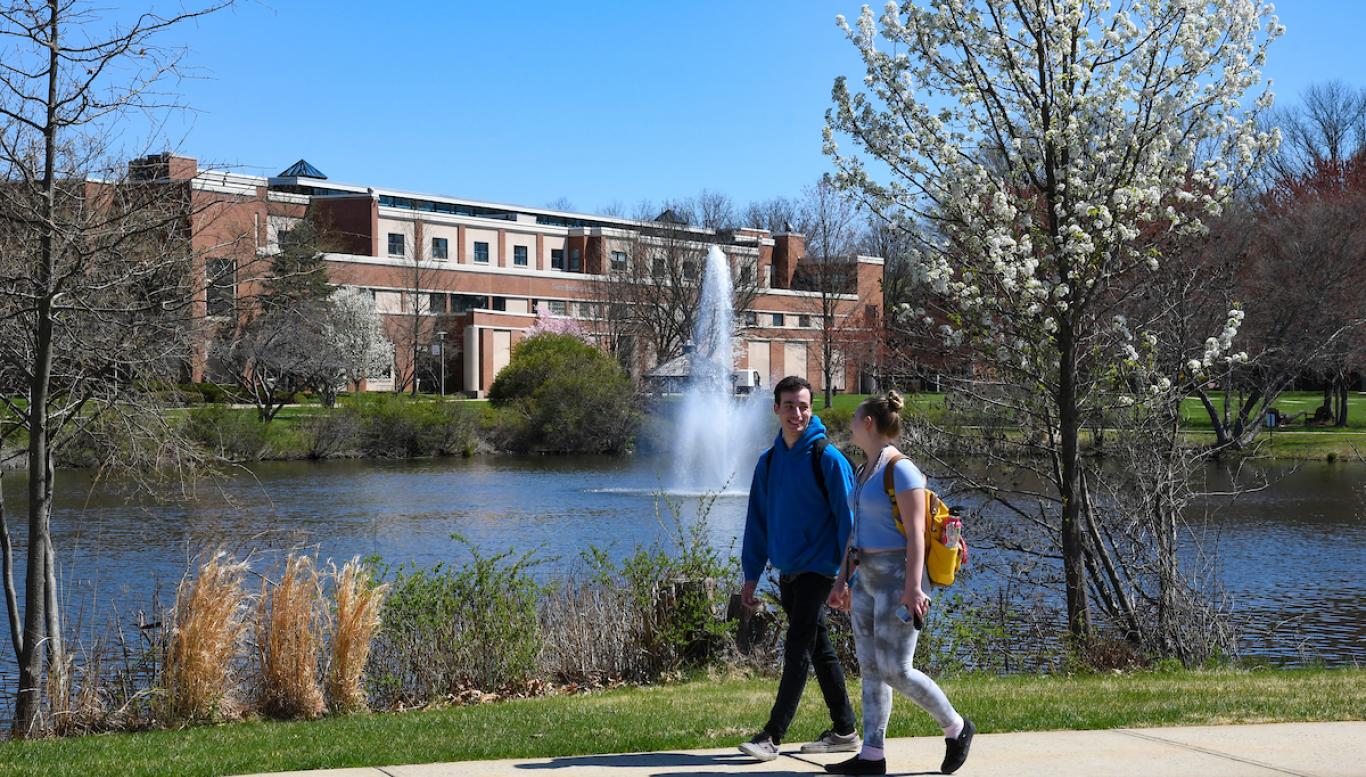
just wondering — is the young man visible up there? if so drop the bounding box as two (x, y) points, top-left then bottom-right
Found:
(737, 375), (860, 761)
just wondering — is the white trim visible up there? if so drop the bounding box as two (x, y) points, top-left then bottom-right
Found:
(760, 287), (860, 302)
(856, 255), (885, 265)
(268, 191), (311, 205)
(377, 205), (572, 236)
(275, 176), (719, 236)
(348, 281), (580, 308)
(468, 308), (538, 321)
(190, 171), (261, 197)
(323, 252), (610, 282)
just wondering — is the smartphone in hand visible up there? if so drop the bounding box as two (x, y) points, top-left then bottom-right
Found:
(896, 603), (925, 630)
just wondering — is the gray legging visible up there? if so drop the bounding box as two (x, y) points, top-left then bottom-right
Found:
(851, 550), (959, 748)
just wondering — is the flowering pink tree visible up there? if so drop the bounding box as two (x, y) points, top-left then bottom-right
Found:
(524, 312), (592, 343)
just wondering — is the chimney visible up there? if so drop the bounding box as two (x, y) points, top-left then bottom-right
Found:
(128, 152), (197, 181)
(771, 232), (805, 290)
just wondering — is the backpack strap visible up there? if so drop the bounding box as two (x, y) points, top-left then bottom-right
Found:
(811, 438), (830, 504)
(765, 439), (830, 503)
(884, 453), (909, 535)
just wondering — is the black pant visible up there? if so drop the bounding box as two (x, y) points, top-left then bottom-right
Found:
(763, 572), (856, 743)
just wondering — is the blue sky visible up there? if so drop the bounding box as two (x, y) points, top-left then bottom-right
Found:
(147, 1), (1366, 213)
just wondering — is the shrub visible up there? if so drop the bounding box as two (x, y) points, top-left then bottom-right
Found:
(343, 394), (478, 458)
(183, 405), (271, 460)
(431, 400), (480, 456)
(488, 333), (640, 453)
(163, 553), (250, 724)
(297, 410), (362, 459)
(818, 405), (854, 435)
(572, 493), (739, 679)
(55, 408), (169, 468)
(178, 382), (235, 404)
(367, 544), (545, 705)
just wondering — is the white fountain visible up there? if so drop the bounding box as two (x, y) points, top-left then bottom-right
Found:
(669, 246), (772, 493)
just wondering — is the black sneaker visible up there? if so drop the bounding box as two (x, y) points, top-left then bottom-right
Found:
(801, 728), (861, 753)
(825, 755), (887, 775)
(941, 718), (976, 774)
(739, 732), (779, 761)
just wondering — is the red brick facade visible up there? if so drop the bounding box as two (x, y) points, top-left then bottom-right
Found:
(158, 154), (883, 397)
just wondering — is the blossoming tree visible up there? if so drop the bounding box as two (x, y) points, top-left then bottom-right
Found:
(826, 0), (1281, 652)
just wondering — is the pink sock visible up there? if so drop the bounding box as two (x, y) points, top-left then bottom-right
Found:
(859, 745), (885, 761)
(943, 715), (965, 739)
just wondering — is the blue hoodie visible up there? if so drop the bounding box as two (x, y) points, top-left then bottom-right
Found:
(741, 415), (855, 581)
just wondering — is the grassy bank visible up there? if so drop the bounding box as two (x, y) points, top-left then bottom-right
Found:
(821, 390), (1365, 461)
(15, 389), (1361, 468)
(0, 667), (1359, 777)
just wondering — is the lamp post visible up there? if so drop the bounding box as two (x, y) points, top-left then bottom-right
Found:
(436, 330), (446, 398)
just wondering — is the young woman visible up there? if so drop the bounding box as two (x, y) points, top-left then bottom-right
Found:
(824, 391), (975, 775)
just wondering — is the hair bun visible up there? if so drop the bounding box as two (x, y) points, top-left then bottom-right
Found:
(886, 390), (904, 412)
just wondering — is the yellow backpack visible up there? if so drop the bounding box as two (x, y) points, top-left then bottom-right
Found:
(881, 454), (966, 586)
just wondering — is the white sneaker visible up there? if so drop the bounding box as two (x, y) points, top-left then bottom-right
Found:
(739, 732), (780, 761)
(800, 729), (861, 754)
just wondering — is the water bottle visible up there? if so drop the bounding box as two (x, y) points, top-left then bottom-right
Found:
(943, 517), (962, 549)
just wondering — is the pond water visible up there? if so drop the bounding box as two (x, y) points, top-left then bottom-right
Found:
(0, 452), (1361, 675)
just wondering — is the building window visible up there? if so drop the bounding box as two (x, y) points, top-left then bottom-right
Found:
(611, 250), (627, 272)
(799, 314), (812, 328)
(492, 296), (507, 312)
(514, 245), (528, 266)
(474, 241), (490, 263)
(740, 262), (754, 284)
(429, 293), (448, 314)
(652, 254), (665, 278)
(772, 313), (785, 327)
(452, 294), (487, 313)
(387, 233), (405, 256)
(568, 248), (581, 272)
(548, 300), (567, 315)
(206, 257), (235, 318)
(683, 260), (697, 280)
(551, 249), (565, 270)
(744, 311), (758, 327)
(431, 237), (448, 260)
(579, 302), (595, 318)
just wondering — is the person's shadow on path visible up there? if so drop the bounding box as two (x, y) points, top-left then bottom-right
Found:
(515, 751), (940, 777)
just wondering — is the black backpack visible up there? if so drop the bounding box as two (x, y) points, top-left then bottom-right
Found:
(761, 438), (830, 502)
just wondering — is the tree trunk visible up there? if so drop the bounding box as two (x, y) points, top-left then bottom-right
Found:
(1232, 386), (1265, 445)
(1195, 388), (1231, 448)
(823, 340), (834, 409)
(15, 1), (61, 737)
(0, 471), (21, 660)
(44, 476), (66, 716)
(1057, 325), (1090, 645)
(1335, 378), (1349, 427)
(1155, 498), (1180, 659)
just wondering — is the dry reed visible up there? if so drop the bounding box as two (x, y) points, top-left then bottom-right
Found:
(256, 553), (325, 719)
(325, 557), (388, 714)
(163, 552), (249, 723)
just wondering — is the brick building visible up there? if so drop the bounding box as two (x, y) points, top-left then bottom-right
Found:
(147, 154), (884, 397)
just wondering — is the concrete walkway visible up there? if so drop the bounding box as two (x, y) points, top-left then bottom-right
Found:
(234, 721), (1363, 777)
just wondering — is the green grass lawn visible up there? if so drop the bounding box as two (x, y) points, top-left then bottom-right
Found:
(821, 391), (1363, 460)
(0, 667), (1360, 777)
(1179, 391), (1366, 432)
